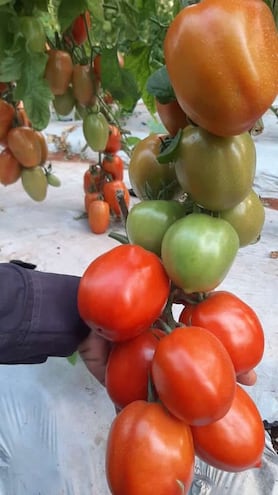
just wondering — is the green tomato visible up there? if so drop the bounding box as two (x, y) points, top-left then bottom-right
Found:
(20, 16), (46, 53)
(53, 86), (75, 116)
(128, 134), (182, 200)
(83, 112), (109, 152)
(126, 199), (187, 256)
(219, 189), (265, 247)
(175, 126), (256, 211)
(161, 213), (239, 294)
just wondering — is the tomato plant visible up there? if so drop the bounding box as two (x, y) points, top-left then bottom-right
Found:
(105, 328), (165, 409)
(179, 291), (265, 376)
(175, 125), (256, 211)
(83, 112), (109, 152)
(71, 11), (91, 45)
(152, 326), (236, 426)
(161, 213), (239, 294)
(191, 384), (265, 471)
(164, 0), (278, 136)
(102, 179), (130, 217)
(102, 154), (124, 181)
(88, 199), (110, 234)
(106, 400), (195, 495)
(128, 134), (181, 200)
(78, 244), (170, 342)
(105, 125), (122, 154)
(126, 199), (187, 256)
(0, 148), (21, 186)
(7, 127), (42, 168)
(44, 49), (73, 96)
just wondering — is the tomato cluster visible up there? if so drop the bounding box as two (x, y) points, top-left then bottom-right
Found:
(77, 2), (274, 493)
(0, 98), (60, 201)
(83, 125), (130, 234)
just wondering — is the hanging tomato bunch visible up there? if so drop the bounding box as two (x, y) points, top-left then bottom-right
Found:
(77, 1), (277, 493)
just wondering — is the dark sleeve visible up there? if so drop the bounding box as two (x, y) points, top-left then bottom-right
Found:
(0, 263), (90, 364)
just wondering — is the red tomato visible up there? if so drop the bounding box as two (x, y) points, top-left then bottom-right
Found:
(106, 400), (195, 495)
(102, 154), (124, 180)
(84, 190), (103, 213)
(105, 125), (122, 153)
(105, 328), (165, 409)
(93, 54), (101, 82)
(155, 98), (189, 136)
(88, 199), (110, 234)
(179, 291), (265, 376)
(0, 148), (21, 185)
(164, 0), (278, 136)
(71, 10), (91, 45)
(44, 49), (73, 96)
(77, 244), (170, 342)
(0, 99), (15, 144)
(102, 179), (130, 217)
(152, 326), (236, 426)
(7, 127), (42, 168)
(83, 164), (105, 193)
(72, 63), (97, 106)
(191, 384), (265, 472)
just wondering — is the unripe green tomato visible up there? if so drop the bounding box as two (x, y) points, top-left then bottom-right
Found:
(219, 189), (265, 247)
(53, 86), (75, 116)
(21, 166), (48, 202)
(83, 112), (109, 152)
(161, 213), (239, 293)
(175, 126), (256, 211)
(126, 199), (187, 256)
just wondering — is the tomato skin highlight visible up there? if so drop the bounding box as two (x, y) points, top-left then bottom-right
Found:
(105, 328), (165, 409)
(78, 244), (170, 342)
(164, 0), (278, 136)
(152, 326), (236, 426)
(179, 290), (265, 376)
(106, 400), (195, 495)
(191, 385), (265, 472)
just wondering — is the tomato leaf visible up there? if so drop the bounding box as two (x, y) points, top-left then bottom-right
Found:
(101, 47), (140, 112)
(86, 0), (104, 21)
(157, 129), (183, 164)
(124, 43), (156, 115)
(13, 50), (53, 130)
(67, 351), (78, 365)
(146, 65), (176, 104)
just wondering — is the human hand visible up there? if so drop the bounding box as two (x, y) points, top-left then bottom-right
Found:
(78, 329), (111, 386)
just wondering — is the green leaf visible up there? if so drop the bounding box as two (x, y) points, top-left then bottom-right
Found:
(86, 0), (104, 21)
(125, 43), (156, 114)
(13, 51), (53, 130)
(146, 65), (176, 104)
(157, 129), (183, 164)
(0, 0), (12, 5)
(67, 352), (78, 365)
(58, 0), (87, 32)
(101, 47), (140, 112)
